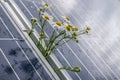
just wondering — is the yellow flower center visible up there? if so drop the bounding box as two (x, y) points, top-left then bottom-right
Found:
(72, 27), (78, 31)
(44, 15), (50, 20)
(66, 25), (71, 31)
(86, 27), (91, 31)
(66, 16), (70, 21)
(39, 7), (44, 11)
(44, 3), (49, 7)
(73, 32), (78, 36)
(56, 21), (62, 26)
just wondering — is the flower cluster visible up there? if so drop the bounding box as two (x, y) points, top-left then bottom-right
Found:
(28, 3), (91, 73)
(29, 3), (91, 58)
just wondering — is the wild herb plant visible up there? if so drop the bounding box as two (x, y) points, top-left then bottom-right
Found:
(29, 3), (91, 72)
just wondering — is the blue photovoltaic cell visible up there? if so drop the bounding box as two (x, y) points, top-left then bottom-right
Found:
(0, 49), (18, 80)
(0, 3), (51, 80)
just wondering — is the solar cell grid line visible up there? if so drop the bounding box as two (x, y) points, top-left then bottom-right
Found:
(19, 0), (95, 79)
(0, 38), (24, 41)
(0, 48), (20, 80)
(0, 17), (43, 80)
(33, 0), (96, 79)
(16, 0), (81, 79)
(46, 0), (120, 79)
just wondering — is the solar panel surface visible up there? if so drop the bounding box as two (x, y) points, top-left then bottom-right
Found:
(1, 0), (120, 80)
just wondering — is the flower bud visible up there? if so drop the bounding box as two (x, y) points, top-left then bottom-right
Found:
(73, 66), (81, 72)
(39, 7), (44, 12)
(84, 26), (91, 34)
(31, 18), (38, 23)
(72, 27), (78, 31)
(73, 32), (78, 36)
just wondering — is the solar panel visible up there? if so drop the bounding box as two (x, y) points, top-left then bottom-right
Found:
(0, 1), (59, 80)
(1, 0), (120, 80)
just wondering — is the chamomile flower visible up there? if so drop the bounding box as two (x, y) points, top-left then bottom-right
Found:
(56, 21), (62, 26)
(42, 2), (51, 9)
(43, 13), (53, 22)
(64, 24), (73, 36)
(52, 21), (63, 30)
(65, 24), (72, 32)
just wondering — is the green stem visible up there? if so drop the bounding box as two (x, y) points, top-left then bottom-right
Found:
(50, 35), (71, 52)
(29, 23), (35, 37)
(54, 67), (66, 72)
(46, 30), (56, 49)
(36, 41), (46, 56)
(55, 66), (81, 72)
(39, 11), (43, 25)
(45, 36), (66, 58)
(41, 20), (47, 29)
(28, 30), (33, 37)
(46, 30), (65, 51)
(59, 37), (72, 47)
(36, 40), (40, 47)
(53, 30), (66, 41)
